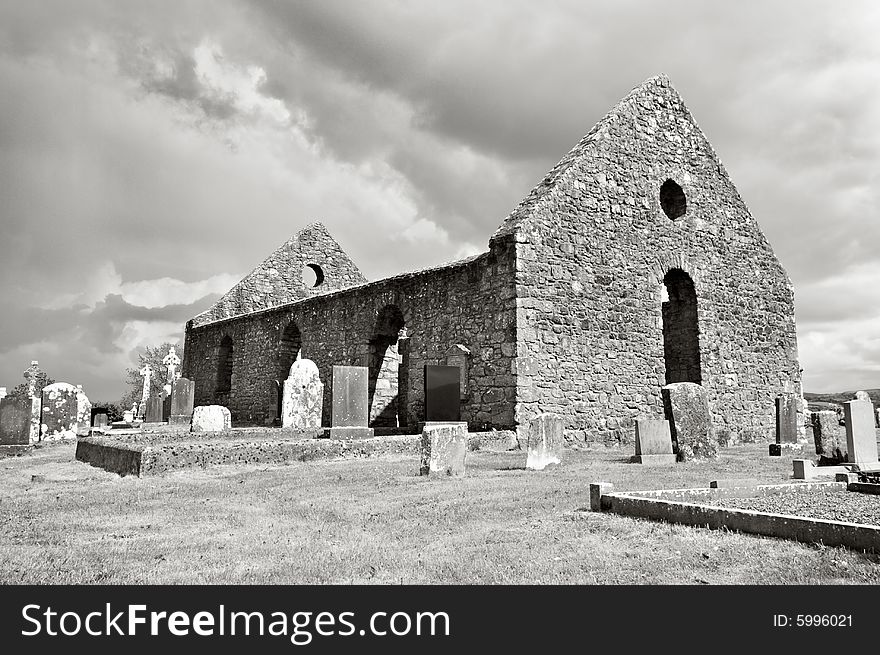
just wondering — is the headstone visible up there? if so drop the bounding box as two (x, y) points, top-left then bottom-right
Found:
(0, 387), (6, 400)
(169, 377), (195, 425)
(40, 382), (81, 440)
(633, 418), (676, 465)
(775, 394), (798, 444)
(854, 390), (872, 402)
(91, 408), (110, 428)
(0, 397), (30, 446)
(162, 393), (172, 421)
(282, 359), (323, 429)
(144, 396), (163, 423)
(424, 364), (460, 422)
(325, 366), (373, 439)
(811, 410), (846, 464)
(123, 410), (134, 423)
(661, 382), (717, 461)
(419, 423), (467, 477)
(191, 405), (231, 432)
(525, 413), (564, 470)
(844, 399), (878, 467)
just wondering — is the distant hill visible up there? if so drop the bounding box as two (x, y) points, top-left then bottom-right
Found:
(803, 388), (880, 407)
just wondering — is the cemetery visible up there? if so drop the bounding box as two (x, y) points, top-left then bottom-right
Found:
(2, 74), (879, 582)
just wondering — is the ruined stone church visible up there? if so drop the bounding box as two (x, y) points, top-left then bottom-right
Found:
(182, 75), (802, 444)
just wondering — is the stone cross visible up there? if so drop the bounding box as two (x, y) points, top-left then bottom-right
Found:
(163, 346), (181, 385)
(139, 363), (153, 403)
(23, 360), (42, 397)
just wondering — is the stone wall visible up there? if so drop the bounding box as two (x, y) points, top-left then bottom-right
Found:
(183, 243), (518, 429)
(494, 75), (801, 444)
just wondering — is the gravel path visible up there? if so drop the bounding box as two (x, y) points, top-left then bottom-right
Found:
(708, 487), (880, 526)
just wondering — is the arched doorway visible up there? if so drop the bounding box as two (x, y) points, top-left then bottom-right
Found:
(662, 269), (701, 384)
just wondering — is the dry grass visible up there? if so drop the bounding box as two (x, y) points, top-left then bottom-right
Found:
(1, 440), (879, 584)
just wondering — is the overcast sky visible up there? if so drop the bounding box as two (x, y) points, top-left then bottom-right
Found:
(1, 0), (879, 400)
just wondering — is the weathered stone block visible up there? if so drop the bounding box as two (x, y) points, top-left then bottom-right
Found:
(590, 482), (614, 511)
(331, 366), (368, 427)
(282, 359), (323, 429)
(525, 413), (563, 470)
(661, 382), (717, 461)
(775, 394), (798, 444)
(0, 397), (30, 445)
(419, 424), (467, 477)
(191, 405), (231, 432)
(844, 400), (878, 467)
(811, 410), (846, 463)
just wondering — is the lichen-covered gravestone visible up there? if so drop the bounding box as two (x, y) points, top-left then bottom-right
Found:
(525, 413), (563, 470)
(633, 418), (676, 465)
(282, 358), (323, 429)
(191, 405), (231, 432)
(40, 382), (90, 440)
(844, 397), (878, 467)
(811, 410), (845, 464)
(419, 424), (467, 477)
(144, 396), (163, 423)
(661, 382), (717, 461)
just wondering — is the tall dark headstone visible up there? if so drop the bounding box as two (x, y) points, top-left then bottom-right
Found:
(145, 396), (163, 423)
(324, 366), (373, 439)
(170, 378), (195, 426)
(775, 394), (798, 444)
(162, 393), (172, 421)
(661, 382), (717, 461)
(0, 397), (31, 448)
(424, 364), (460, 422)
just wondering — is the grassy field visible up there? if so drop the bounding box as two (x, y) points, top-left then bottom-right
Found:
(2, 440), (879, 585)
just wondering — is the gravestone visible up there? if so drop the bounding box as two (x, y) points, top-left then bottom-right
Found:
(775, 394), (798, 444)
(525, 413), (564, 471)
(40, 382), (82, 440)
(811, 410), (846, 464)
(424, 364), (460, 422)
(661, 382), (717, 461)
(122, 409), (134, 423)
(0, 387), (6, 400)
(169, 377), (195, 426)
(633, 418), (676, 465)
(325, 366), (373, 439)
(0, 397), (31, 450)
(191, 405), (231, 432)
(162, 393), (172, 421)
(282, 358), (323, 429)
(844, 399), (878, 468)
(137, 363), (152, 420)
(144, 396), (163, 423)
(419, 423), (467, 477)
(91, 407), (110, 428)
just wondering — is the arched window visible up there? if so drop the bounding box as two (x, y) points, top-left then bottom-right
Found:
(662, 269), (701, 384)
(216, 335), (234, 393)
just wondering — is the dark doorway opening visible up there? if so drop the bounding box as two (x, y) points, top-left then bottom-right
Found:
(662, 268), (701, 384)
